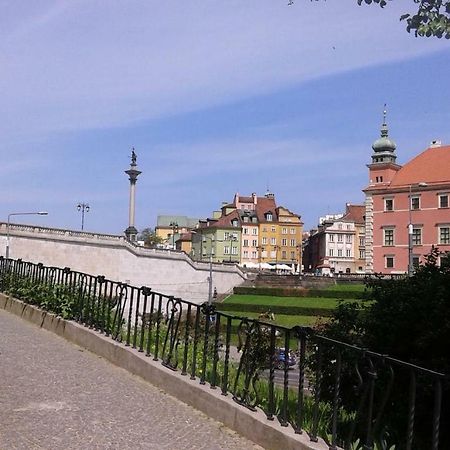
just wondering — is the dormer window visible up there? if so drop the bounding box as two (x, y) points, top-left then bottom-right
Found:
(231, 219), (239, 227)
(266, 212), (273, 221)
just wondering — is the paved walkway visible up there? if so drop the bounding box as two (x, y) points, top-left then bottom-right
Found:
(0, 309), (262, 450)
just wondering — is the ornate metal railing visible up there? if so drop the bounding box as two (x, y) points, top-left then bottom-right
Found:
(0, 257), (446, 450)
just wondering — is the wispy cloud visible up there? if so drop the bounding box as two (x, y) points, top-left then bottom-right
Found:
(0, 1), (447, 140)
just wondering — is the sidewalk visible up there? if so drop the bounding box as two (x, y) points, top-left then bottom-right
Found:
(0, 309), (262, 450)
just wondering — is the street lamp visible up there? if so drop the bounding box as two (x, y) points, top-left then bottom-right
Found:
(408, 182), (427, 276)
(6, 211), (48, 259)
(257, 246), (265, 271)
(169, 221), (178, 249)
(192, 230), (214, 305)
(228, 233), (237, 262)
(77, 203), (90, 231)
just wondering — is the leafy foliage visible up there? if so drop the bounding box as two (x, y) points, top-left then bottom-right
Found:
(305, 0), (450, 38)
(138, 227), (164, 248)
(320, 248), (450, 447)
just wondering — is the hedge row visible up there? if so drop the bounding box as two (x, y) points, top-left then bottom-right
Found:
(234, 286), (365, 299)
(217, 302), (334, 317)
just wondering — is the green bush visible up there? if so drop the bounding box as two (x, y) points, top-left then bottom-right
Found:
(218, 302), (334, 317)
(234, 286), (365, 299)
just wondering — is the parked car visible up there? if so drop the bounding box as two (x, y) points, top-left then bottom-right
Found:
(273, 348), (297, 370)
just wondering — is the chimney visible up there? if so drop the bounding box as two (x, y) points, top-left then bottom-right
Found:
(252, 192), (257, 205)
(430, 140), (442, 148)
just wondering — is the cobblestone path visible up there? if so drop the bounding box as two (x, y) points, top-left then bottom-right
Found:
(0, 309), (262, 450)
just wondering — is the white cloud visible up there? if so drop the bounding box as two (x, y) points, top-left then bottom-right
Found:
(0, 0), (447, 139)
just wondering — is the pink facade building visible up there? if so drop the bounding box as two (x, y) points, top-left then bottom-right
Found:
(364, 113), (450, 273)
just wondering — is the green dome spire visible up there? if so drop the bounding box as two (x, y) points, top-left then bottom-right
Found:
(371, 105), (397, 164)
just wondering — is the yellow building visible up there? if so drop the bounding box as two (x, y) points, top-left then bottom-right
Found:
(232, 192), (303, 271)
(155, 215), (199, 249)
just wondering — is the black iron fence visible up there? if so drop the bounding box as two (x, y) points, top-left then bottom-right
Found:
(0, 257), (446, 450)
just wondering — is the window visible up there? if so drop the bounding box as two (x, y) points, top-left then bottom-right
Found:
(251, 251), (257, 259)
(252, 239), (257, 247)
(384, 198), (394, 211)
(243, 228), (248, 235)
(439, 194), (449, 208)
(290, 228), (296, 234)
(262, 237), (267, 245)
(338, 249), (343, 257)
(271, 237), (276, 245)
(243, 239), (249, 247)
(243, 251), (248, 258)
(266, 213), (273, 221)
(359, 237), (365, 246)
(290, 239), (296, 246)
(224, 246), (230, 255)
(346, 249), (351, 257)
(282, 227), (288, 234)
(282, 238), (287, 246)
(329, 249), (334, 257)
(243, 216), (249, 223)
(412, 256), (420, 268)
(252, 228), (258, 235)
(384, 229), (394, 246)
(262, 227), (267, 232)
(385, 256), (394, 268)
(231, 247), (238, 255)
(347, 225), (351, 230)
(411, 196), (420, 210)
(439, 226), (450, 244)
(338, 224), (343, 230)
(282, 251), (287, 259)
(412, 228), (422, 246)
(346, 235), (352, 243)
(252, 217), (257, 223)
(359, 250), (365, 259)
(290, 251), (295, 259)
(337, 234), (343, 242)
(270, 251), (276, 258)
(271, 226), (276, 232)
(329, 234), (334, 242)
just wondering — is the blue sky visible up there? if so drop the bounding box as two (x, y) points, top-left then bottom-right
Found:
(1, 0), (449, 233)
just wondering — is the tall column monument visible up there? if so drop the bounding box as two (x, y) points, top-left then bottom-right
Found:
(124, 148), (142, 242)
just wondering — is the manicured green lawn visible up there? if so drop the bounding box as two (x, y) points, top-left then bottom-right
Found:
(223, 294), (357, 309)
(222, 310), (325, 328)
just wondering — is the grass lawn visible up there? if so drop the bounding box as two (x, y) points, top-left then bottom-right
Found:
(222, 310), (326, 328)
(223, 294), (360, 309)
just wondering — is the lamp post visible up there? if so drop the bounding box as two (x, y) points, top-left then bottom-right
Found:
(296, 244), (302, 274)
(192, 230), (214, 305)
(274, 245), (279, 268)
(408, 182), (427, 276)
(6, 211), (48, 259)
(257, 246), (264, 271)
(228, 233), (237, 262)
(169, 221), (178, 249)
(77, 203), (90, 231)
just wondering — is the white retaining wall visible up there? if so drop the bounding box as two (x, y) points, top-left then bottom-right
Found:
(0, 223), (246, 304)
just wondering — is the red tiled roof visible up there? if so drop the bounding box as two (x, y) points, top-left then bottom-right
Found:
(255, 197), (277, 222)
(237, 196), (253, 203)
(390, 145), (450, 186)
(202, 210), (241, 229)
(342, 204), (365, 224)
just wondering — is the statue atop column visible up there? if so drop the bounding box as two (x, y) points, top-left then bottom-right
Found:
(125, 147), (142, 242)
